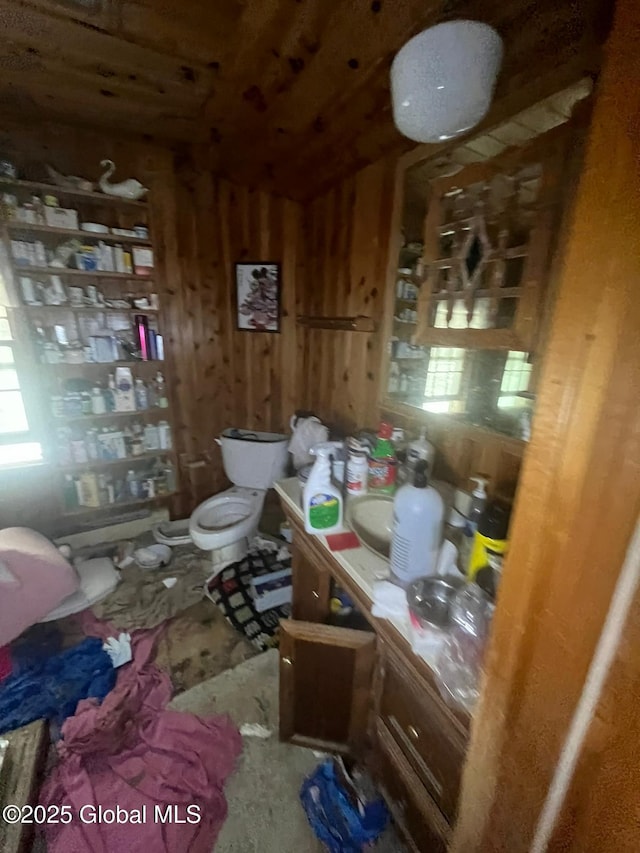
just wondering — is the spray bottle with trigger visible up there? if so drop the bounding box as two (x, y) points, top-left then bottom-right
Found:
(303, 441), (345, 536)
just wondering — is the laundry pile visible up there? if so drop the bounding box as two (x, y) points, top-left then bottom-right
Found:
(40, 631), (242, 853)
(0, 636), (115, 734)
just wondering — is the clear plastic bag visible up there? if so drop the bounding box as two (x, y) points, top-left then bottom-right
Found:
(435, 584), (493, 713)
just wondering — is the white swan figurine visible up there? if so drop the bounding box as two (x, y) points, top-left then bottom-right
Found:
(98, 159), (148, 200)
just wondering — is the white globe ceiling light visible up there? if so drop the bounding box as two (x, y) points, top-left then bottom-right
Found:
(391, 20), (504, 143)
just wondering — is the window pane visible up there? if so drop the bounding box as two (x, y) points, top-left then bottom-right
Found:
(0, 346), (14, 365)
(0, 390), (29, 432)
(0, 369), (19, 390)
(0, 442), (42, 465)
(0, 318), (11, 340)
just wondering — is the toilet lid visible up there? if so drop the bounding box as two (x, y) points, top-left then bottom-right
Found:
(196, 497), (255, 532)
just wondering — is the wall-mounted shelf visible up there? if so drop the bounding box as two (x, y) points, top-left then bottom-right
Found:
(61, 491), (177, 518)
(42, 360), (164, 372)
(53, 408), (169, 425)
(58, 449), (175, 473)
(20, 304), (158, 315)
(6, 221), (151, 246)
(0, 178), (148, 209)
(11, 264), (152, 282)
(297, 315), (375, 332)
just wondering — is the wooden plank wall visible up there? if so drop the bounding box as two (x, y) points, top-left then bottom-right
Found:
(300, 157), (396, 434)
(160, 145), (305, 512)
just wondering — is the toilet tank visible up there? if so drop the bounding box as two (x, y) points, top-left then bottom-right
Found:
(220, 429), (289, 490)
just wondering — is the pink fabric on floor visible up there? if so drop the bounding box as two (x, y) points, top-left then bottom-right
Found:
(40, 629), (242, 853)
(0, 644), (11, 681)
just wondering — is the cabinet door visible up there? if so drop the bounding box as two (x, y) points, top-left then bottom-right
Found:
(290, 540), (331, 622)
(279, 620), (376, 755)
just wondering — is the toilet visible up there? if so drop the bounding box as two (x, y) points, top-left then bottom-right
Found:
(189, 428), (289, 573)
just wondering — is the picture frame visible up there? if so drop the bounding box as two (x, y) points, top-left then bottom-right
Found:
(234, 262), (281, 332)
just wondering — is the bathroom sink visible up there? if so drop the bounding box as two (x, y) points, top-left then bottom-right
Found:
(346, 494), (394, 559)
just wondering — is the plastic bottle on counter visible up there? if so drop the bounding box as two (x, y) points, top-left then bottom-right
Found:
(390, 460), (444, 586)
(368, 422), (397, 495)
(303, 442), (344, 536)
(346, 449), (369, 497)
(406, 427), (435, 476)
(460, 476), (489, 571)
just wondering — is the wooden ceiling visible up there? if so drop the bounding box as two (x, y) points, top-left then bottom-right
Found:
(0, 0), (607, 199)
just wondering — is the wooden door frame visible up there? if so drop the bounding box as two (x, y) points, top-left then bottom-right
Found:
(451, 0), (640, 849)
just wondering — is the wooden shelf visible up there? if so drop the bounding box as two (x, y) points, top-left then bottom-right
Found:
(53, 408), (169, 424)
(58, 449), (175, 472)
(61, 491), (178, 518)
(20, 303), (158, 314)
(0, 178), (148, 209)
(297, 314), (375, 332)
(11, 264), (153, 282)
(6, 221), (151, 245)
(43, 360), (165, 373)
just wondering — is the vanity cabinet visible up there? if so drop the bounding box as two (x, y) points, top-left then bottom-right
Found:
(279, 620), (376, 755)
(277, 481), (469, 852)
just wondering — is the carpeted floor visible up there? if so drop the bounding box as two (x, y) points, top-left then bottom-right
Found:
(169, 649), (405, 853)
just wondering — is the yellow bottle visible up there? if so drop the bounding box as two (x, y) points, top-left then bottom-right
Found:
(467, 502), (511, 581)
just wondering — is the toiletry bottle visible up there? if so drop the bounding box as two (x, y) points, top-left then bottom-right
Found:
(155, 371), (168, 408)
(303, 442), (344, 536)
(468, 501), (511, 581)
(460, 476), (488, 570)
(106, 373), (117, 412)
(368, 422), (397, 495)
(406, 427), (435, 475)
(390, 460), (444, 586)
(134, 378), (148, 410)
(346, 449), (369, 497)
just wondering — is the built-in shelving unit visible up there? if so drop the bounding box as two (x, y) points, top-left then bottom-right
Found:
(0, 175), (178, 527)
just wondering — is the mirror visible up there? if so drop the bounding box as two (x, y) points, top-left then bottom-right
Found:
(385, 154), (538, 442)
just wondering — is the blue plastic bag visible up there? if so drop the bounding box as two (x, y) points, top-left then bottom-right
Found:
(300, 758), (389, 852)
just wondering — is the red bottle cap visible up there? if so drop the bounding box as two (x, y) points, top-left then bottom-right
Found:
(378, 422), (393, 439)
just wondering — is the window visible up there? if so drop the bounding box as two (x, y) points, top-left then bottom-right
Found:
(0, 306), (42, 465)
(422, 347), (467, 413)
(498, 350), (533, 409)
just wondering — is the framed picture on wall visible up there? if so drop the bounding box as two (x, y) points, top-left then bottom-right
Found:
(235, 262), (281, 332)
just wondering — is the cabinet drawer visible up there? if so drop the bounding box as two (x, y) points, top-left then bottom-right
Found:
(374, 719), (450, 853)
(380, 651), (467, 822)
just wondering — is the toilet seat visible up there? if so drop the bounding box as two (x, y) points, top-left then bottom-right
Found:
(189, 486), (264, 552)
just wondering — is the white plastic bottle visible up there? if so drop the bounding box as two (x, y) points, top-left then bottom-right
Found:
(303, 442), (344, 536)
(459, 476), (488, 572)
(406, 427), (436, 474)
(390, 460), (444, 585)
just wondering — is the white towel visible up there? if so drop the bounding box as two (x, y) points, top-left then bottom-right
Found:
(371, 580), (408, 619)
